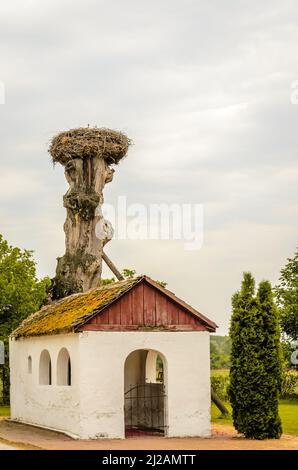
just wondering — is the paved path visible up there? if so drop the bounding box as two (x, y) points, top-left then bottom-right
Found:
(0, 420), (297, 450)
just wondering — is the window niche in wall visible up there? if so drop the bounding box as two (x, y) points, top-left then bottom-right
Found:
(57, 348), (71, 386)
(39, 350), (52, 385)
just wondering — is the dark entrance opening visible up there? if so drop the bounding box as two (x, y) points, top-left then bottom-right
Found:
(124, 349), (167, 437)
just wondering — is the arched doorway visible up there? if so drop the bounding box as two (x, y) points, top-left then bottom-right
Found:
(124, 349), (167, 437)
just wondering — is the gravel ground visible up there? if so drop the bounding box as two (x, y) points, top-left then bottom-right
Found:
(0, 420), (297, 450)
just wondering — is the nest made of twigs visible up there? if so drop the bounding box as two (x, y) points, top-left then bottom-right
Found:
(49, 127), (131, 166)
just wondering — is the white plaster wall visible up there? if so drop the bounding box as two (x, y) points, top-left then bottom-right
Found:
(10, 330), (211, 439)
(145, 350), (159, 383)
(78, 331), (211, 439)
(10, 334), (80, 437)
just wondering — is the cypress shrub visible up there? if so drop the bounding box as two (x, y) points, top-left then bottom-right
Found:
(229, 273), (282, 439)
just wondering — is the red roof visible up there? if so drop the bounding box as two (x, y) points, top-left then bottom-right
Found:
(80, 275), (217, 333)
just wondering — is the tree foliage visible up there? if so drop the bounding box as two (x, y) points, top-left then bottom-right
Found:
(229, 272), (282, 439)
(102, 268), (167, 288)
(121, 268), (136, 279)
(0, 234), (50, 404)
(210, 335), (231, 369)
(275, 249), (298, 342)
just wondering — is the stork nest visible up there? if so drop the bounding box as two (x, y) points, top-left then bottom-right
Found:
(49, 127), (131, 166)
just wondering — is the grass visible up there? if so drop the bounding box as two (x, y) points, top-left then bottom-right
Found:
(0, 406), (10, 417)
(211, 369), (229, 377)
(211, 399), (298, 436)
(278, 399), (298, 435)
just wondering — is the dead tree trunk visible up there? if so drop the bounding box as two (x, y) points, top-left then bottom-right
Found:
(52, 157), (114, 298)
(48, 127), (130, 299)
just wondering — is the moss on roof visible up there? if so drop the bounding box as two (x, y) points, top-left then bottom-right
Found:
(12, 277), (142, 339)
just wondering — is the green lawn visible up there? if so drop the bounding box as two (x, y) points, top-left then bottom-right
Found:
(211, 369), (230, 377)
(212, 399), (298, 436)
(0, 406), (10, 417)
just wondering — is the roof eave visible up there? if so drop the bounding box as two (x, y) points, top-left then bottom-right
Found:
(142, 275), (218, 331)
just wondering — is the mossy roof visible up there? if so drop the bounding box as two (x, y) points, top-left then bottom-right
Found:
(12, 275), (217, 339)
(12, 277), (142, 339)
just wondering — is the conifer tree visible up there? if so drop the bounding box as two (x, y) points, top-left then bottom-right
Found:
(229, 273), (282, 439)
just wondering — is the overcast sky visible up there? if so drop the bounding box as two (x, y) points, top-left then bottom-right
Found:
(1, 0), (298, 333)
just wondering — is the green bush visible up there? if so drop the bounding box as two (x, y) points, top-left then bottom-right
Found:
(229, 274), (282, 439)
(211, 375), (230, 401)
(281, 370), (298, 399)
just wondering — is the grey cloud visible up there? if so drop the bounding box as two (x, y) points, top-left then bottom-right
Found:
(0, 0), (298, 333)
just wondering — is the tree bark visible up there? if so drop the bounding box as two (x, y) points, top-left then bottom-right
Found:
(51, 157), (115, 299)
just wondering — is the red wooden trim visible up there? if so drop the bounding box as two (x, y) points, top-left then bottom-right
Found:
(80, 277), (214, 332)
(109, 301), (121, 324)
(178, 308), (191, 324)
(120, 291), (133, 325)
(79, 324), (206, 331)
(143, 284), (156, 326)
(167, 301), (179, 325)
(143, 276), (217, 330)
(156, 294), (167, 326)
(96, 309), (108, 324)
(132, 283), (144, 325)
